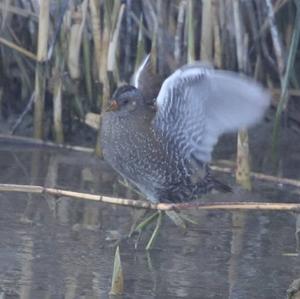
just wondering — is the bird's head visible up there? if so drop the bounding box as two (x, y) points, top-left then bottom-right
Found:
(107, 85), (144, 114)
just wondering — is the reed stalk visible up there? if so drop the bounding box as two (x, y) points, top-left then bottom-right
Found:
(201, 0), (213, 61)
(52, 69), (64, 143)
(233, 0), (252, 190)
(272, 0), (300, 158)
(67, 0), (88, 80)
(187, 0), (195, 63)
(174, 0), (186, 64)
(33, 0), (50, 139)
(82, 28), (93, 105)
(213, 0), (222, 68)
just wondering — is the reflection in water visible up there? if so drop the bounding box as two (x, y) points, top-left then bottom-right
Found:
(229, 212), (246, 298)
(0, 145), (299, 299)
(19, 234), (33, 299)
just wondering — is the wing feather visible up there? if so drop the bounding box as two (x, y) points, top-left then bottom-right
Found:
(154, 64), (271, 162)
(132, 55), (163, 105)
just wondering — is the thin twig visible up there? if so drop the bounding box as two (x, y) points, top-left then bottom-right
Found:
(211, 165), (300, 188)
(10, 93), (35, 134)
(0, 183), (300, 212)
(47, 0), (70, 61)
(0, 37), (37, 61)
(0, 134), (93, 153)
(265, 0), (285, 77)
(129, 11), (152, 40)
(0, 3), (38, 19)
(174, 0), (186, 63)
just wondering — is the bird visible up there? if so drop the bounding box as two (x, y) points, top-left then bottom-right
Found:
(100, 56), (271, 203)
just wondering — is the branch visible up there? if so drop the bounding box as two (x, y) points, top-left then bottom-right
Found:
(1, 183), (300, 212)
(211, 165), (300, 188)
(0, 134), (93, 153)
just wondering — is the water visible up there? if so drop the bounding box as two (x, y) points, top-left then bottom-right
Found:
(0, 140), (299, 299)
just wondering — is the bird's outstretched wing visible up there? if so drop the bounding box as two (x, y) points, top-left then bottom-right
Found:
(132, 55), (163, 105)
(154, 63), (271, 162)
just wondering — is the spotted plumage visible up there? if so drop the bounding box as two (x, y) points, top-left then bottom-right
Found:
(100, 56), (270, 203)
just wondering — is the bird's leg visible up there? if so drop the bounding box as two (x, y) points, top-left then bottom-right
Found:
(145, 211), (163, 250)
(130, 208), (198, 249)
(172, 211), (199, 225)
(129, 210), (160, 249)
(117, 178), (163, 248)
(124, 188), (197, 249)
(129, 210), (159, 236)
(165, 210), (187, 229)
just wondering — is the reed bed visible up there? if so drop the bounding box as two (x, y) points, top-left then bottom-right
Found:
(0, 0), (299, 171)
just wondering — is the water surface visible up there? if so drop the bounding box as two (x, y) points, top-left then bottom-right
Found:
(0, 139), (299, 299)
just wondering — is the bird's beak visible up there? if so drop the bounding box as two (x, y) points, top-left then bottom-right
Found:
(106, 100), (119, 112)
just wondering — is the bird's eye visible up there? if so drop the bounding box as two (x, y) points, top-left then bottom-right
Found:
(123, 99), (129, 105)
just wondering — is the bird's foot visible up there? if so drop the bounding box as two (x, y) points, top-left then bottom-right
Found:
(129, 209), (198, 250)
(145, 211), (163, 250)
(130, 210), (161, 249)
